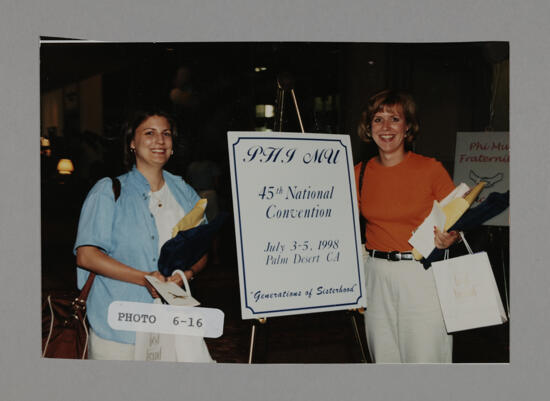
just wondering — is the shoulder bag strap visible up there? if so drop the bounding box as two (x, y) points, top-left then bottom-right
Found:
(111, 176), (121, 201)
(358, 160), (368, 244)
(358, 160), (367, 196)
(77, 177), (122, 301)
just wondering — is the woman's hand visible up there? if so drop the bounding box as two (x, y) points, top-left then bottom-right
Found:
(167, 270), (194, 287)
(434, 226), (460, 249)
(144, 271), (166, 298)
(167, 254), (208, 288)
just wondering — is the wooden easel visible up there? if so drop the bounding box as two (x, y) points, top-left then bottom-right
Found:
(246, 75), (369, 364)
(247, 310), (369, 364)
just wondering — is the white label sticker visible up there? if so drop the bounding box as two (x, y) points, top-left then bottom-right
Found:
(107, 301), (224, 338)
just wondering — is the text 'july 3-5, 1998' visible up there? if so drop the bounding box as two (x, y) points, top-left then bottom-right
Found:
(263, 239), (341, 266)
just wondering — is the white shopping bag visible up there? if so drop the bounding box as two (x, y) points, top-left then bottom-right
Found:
(133, 299), (215, 362)
(134, 318), (177, 361)
(135, 272), (215, 362)
(431, 234), (508, 333)
(174, 334), (215, 362)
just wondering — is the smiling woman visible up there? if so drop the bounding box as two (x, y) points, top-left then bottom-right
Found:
(123, 110), (179, 175)
(130, 115), (174, 173)
(355, 89), (460, 363)
(369, 105), (408, 164)
(73, 108), (211, 360)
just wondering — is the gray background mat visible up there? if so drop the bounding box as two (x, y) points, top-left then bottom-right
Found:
(1, 0), (547, 400)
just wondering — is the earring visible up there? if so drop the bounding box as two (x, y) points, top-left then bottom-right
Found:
(130, 147), (135, 153)
(171, 150), (174, 155)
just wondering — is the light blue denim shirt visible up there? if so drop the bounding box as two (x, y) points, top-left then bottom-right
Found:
(74, 166), (201, 344)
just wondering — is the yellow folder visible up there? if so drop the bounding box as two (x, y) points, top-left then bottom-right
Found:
(412, 182), (486, 260)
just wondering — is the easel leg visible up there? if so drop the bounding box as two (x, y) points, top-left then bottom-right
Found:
(248, 318), (267, 363)
(248, 323), (256, 364)
(350, 311), (370, 363)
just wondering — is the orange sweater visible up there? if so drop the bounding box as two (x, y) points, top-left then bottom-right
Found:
(355, 152), (455, 252)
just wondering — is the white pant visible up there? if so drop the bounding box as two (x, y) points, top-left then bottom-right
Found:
(363, 254), (452, 363)
(89, 328), (135, 360)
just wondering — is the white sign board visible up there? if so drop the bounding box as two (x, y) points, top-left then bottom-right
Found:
(227, 132), (366, 319)
(453, 132), (509, 226)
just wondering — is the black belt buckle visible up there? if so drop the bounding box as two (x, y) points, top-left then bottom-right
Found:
(388, 251), (400, 261)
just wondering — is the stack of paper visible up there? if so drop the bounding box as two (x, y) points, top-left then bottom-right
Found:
(409, 182), (486, 259)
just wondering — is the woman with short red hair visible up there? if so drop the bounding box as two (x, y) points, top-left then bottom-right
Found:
(356, 90), (459, 363)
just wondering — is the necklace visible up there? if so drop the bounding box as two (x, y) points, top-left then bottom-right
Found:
(150, 193), (163, 208)
(150, 184), (166, 208)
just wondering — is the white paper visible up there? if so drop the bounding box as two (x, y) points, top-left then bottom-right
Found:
(108, 301), (224, 338)
(145, 276), (200, 307)
(439, 182), (470, 207)
(408, 201), (446, 258)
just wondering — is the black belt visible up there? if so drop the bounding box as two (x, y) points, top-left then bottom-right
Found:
(366, 248), (414, 261)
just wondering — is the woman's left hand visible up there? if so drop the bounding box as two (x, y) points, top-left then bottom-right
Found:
(434, 226), (460, 249)
(167, 270), (194, 287)
(167, 254), (208, 287)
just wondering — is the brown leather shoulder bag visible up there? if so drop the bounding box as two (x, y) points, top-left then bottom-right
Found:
(42, 177), (120, 359)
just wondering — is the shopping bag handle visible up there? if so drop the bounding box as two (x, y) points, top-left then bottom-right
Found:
(442, 232), (473, 260)
(459, 231), (474, 255)
(171, 269), (192, 296)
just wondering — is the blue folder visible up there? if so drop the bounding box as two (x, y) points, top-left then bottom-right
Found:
(158, 212), (228, 276)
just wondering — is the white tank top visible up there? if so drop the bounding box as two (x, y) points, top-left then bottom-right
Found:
(148, 183), (186, 252)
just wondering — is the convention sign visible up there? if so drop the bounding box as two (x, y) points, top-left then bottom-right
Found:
(227, 132), (366, 319)
(453, 132), (509, 226)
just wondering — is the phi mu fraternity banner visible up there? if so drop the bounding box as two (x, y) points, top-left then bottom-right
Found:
(227, 132), (366, 319)
(453, 132), (509, 226)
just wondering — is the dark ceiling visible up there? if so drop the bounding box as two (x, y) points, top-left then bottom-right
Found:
(40, 41), (344, 93)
